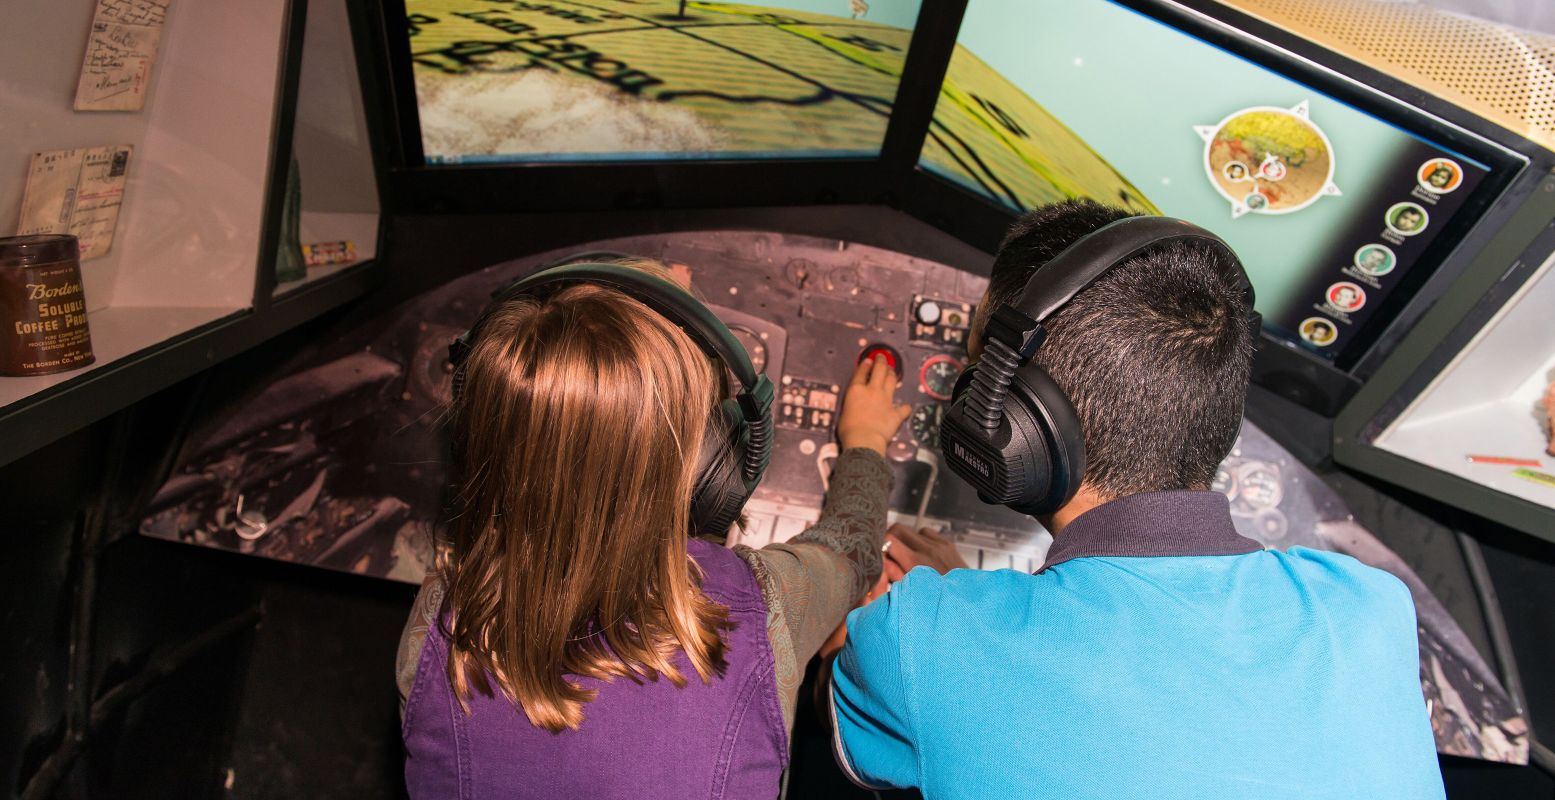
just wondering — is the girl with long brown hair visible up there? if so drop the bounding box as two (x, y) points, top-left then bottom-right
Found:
(397, 259), (907, 799)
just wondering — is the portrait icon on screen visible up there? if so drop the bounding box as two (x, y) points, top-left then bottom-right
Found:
(1299, 317), (1337, 347)
(1244, 192), (1268, 211)
(1418, 158), (1463, 194)
(1326, 282), (1366, 312)
(1386, 203), (1429, 236)
(1223, 162), (1251, 182)
(1258, 154), (1287, 181)
(1353, 244), (1396, 276)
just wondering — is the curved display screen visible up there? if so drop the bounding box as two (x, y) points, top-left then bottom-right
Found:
(917, 0), (1503, 366)
(405, 0), (921, 163)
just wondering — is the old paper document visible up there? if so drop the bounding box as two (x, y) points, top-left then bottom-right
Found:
(18, 146), (134, 260)
(74, 0), (172, 111)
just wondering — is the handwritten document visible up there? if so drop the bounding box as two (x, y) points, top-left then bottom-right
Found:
(74, 0), (171, 111)
(18, 146), (134, 261)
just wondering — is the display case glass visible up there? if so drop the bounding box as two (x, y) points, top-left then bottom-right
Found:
(0, 0), (290, 409)
(1335, 178), (1555, 540)
(0, 0), (385, 466)
(276, 0), (384, 296)
(1371, 249), (1555, 510)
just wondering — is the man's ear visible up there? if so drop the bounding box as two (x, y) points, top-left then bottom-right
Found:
(967, 300), (989, 361)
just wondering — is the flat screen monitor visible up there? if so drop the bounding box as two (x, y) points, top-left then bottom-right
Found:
(403, 0), (922, 163)
(916, 0), (1513, 368)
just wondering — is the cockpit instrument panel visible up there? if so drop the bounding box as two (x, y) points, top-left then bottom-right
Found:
(139, 230), (1525, 758)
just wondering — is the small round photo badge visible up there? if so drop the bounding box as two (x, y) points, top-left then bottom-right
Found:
(1299, 317), (1338, 347)
(1418, 158), (1462, 194)
(1326, 282), (1366, 312)
(1353, 244), (1396, 277)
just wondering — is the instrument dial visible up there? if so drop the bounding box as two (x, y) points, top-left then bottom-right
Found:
(1236, 463), (1283, 509)
(1211, 466), (1237, 500)
(1253, 508), (1289, 540)
(919, 355), (963, 401)
(730, 326), (767, 373)
(911, 404), (944, 450)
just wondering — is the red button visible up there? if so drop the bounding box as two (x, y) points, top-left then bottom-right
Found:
(857, 344), (903, 380)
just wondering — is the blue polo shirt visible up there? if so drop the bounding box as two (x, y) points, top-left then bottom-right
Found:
(831, 490), (1444, 799)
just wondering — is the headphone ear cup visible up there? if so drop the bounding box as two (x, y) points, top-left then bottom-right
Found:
(939, 359), (1088, 513)
(1006, 365), (1086, 516)
(691, 400), (752, 538)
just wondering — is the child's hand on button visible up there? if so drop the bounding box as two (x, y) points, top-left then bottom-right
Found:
(836, 355), (911, 456)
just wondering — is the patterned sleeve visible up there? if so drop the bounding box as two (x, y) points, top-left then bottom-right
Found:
(396, 572), (446, 714)
(736, 447), (893, 732)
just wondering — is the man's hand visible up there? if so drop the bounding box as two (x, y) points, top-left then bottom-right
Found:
(836, 355), (912, 456)
(818, 568), (890, 661)
(816, 525), (969, 678)
(817, 525), (969, 663)
(884, 524), (969, 576)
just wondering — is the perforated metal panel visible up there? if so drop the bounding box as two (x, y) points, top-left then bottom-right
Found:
(1219, 0), (1555, 151)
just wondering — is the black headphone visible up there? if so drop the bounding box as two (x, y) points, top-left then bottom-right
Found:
(448, 259), (775, 538)
(940, 216), (1260, 516)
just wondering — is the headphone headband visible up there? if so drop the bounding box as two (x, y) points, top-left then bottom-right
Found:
(985, 217), (1259, 358)
(448, 259), (775, 511)
(493, 263), (764, 394)
(1013, 216), (1254, 323)
(943, 214), (1261, 516)
(454, 262), (763, 392)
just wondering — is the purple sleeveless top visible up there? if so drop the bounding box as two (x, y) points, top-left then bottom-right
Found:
(402, 538), (788, 799)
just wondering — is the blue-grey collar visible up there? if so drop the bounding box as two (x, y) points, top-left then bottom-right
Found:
(1039, 490), (1262, 573)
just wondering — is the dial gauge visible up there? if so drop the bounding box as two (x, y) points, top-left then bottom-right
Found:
(730, 326), (767, 373)
(919, 355), (963, 401)
(1211, 466), (1237, 500)
(1253, 508), (1289, 540)
(911, 404), (944, 450)
(1236, 463), (1283, 509)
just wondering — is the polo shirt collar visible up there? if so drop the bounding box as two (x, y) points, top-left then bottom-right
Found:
(1038, 490), (1262, 572)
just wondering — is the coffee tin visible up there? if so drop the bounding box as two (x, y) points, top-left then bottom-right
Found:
(0, 234), (95, 376)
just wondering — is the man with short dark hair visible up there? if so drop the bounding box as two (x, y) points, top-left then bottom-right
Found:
(1427, 164), (1454, 190)
(830, 200), (1443, 799)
